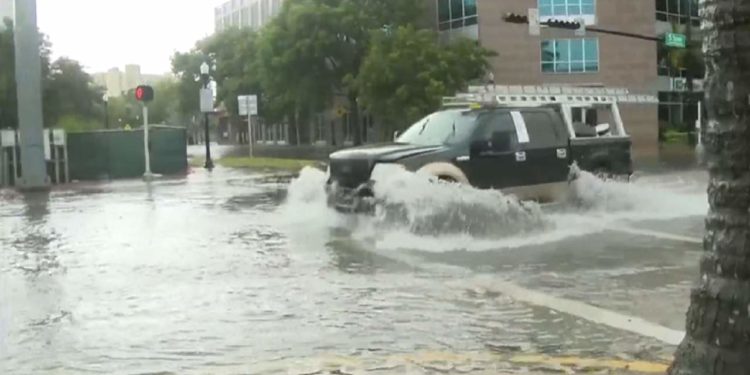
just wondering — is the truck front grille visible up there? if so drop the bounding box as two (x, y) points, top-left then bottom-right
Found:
(329, 159), (372, 188)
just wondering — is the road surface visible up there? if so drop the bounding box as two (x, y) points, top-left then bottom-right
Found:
(0, 164), (707, 374)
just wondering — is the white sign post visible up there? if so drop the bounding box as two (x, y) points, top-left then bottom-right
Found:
(142, 104), (153, 179)
(238, 95), (258, 157)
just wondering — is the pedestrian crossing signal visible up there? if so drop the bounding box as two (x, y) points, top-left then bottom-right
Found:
(135, 85), (154, 102)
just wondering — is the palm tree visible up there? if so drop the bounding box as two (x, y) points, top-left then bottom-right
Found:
(668, 1), (750, 374)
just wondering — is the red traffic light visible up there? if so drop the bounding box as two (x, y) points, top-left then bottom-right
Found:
(135, 85), (154, 102)
(545, 19), (581, 30)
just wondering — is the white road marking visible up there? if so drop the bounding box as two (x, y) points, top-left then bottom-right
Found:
(610, 226), (703, 244)
(470, 277), (686, 346)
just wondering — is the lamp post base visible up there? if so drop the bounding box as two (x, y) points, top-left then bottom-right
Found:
(143, 172), (162, 181)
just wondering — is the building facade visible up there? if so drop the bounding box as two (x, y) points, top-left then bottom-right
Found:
(428, 0), (700, 158)
(215, 0), (285, 33)
(93, 65), (168, 98)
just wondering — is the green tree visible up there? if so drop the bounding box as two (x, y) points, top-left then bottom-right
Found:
(200, 28), (261, 123)
(255, 0), (426, 144)
(255, 0), (340, 144)
(668, 0), (750, 374)
(356, 26), (493, 137)
(171, 50), (205, 126)
(44, 57), (103, 127)
(1, 19), (101, 130)
(147, 78), (180, 125)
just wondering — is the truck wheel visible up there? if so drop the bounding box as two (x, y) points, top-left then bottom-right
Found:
(438, 175), (458, 184)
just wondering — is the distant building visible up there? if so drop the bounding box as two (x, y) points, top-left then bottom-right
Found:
(214, 0), (285, 33)
(123, 64), (142, 92)
(94, 65), (169, 97)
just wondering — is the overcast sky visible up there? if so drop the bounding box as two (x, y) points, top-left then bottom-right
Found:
(36, 0), (225, 75)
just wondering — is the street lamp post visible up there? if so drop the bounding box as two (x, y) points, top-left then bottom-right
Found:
(103, 94), (109, 129)
(200, 62), (214, 170)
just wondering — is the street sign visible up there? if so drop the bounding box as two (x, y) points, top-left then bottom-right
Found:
(52, 129), (65, 146)
(200, 88), (214, 113)
(0, 130), (15, 147)
(238, 95), (258, 116)
(528, 8), (540, 36)
(665, 33), (687, 48)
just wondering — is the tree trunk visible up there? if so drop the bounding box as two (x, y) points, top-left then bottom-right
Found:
(294, 107), (301, 146)
(669, 1), (750, 374)
(349, 95), (362, 145)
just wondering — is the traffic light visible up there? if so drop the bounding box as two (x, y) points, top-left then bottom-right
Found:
(503, 13), (529, 24)
(545, 19), (581, 30)
(135, 85), (154, 102)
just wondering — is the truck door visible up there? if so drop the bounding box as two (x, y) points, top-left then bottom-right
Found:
(517, 109), (570, 185)
(460, 111), (526, 189)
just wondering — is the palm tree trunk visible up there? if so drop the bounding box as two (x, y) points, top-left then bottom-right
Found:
(669, 1), (750, 374)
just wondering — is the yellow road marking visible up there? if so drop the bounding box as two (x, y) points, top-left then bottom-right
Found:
(510, 354), (669, 373)
(230, 350), (670, 374)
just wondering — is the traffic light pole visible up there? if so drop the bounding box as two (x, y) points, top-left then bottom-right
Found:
(142, 104), (153, 180)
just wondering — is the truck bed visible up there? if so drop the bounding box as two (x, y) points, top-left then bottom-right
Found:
(569, 136), (632, 176)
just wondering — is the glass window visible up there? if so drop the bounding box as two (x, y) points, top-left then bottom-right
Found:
(541, 38), (599, 74)
(539, 0), (552, 16)
(450, 0), (463, 19)
(522, 111), (563, 148)
(398, 109), (480, 146)
(438, 0), (450, 22)
(475, 112), (518, 152)
(436, 0), (478, 32)
(539, 0), (596, 17)
(656, 0), (666, 12)
(581, 0), (595, 14)
(465, 0), (477, 16)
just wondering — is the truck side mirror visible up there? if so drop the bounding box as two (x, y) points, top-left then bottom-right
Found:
(393, 131), (400, 141)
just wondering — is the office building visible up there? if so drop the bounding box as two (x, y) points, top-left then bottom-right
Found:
(215, 0), (285, 33)
(427, 0), (701, 158)
(124, 64), (142, 92)
(94, 65), (168, 98)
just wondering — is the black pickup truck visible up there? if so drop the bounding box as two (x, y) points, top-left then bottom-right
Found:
(326, 102), (632, 212)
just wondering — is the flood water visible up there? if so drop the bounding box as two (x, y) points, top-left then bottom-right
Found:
(0, 162), (708, 374)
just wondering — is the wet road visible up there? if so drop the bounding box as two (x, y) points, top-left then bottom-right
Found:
(0, 164), (707, 374)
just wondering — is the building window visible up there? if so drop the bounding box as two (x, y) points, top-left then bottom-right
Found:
(437, 0), (477, 31)
(541, 38), (599, 73)
(656, 0), (699, 26)
(539, 0), (595, 17)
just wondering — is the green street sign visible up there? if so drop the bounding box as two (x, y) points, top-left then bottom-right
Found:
(665, 33), (687, 48)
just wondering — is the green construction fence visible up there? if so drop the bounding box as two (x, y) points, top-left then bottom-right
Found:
(67, 125), (188, 181)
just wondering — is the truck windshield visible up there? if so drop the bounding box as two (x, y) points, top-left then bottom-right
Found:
(397, 109), (478, 146)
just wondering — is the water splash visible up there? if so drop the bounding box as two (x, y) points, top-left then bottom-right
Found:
(369, 164), (551, 239)
(279, 165), (708, 253)
(565, 168), (708, 221)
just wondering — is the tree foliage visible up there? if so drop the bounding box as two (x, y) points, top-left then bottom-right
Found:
(0, 19), (104, 130)
(356, 26), (494, 135)
(169, 0), (494, 144)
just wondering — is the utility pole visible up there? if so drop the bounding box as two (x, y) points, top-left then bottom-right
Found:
(14, 0), (47, 189)
(200, 62), (214, 170)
